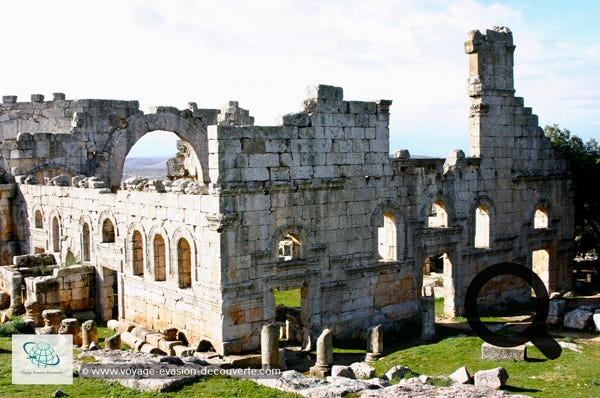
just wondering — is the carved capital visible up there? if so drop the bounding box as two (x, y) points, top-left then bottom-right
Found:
(206, 212), (239, 232)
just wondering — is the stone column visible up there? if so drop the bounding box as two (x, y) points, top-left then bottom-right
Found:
(365, 324), (384, 362)
(421, 286), (436, 341)
(24, 298), (42, 326)
(81, 320), (98, 350)
(58, 318), (82, 346)
(42, 309), (63, 334)
(309, 328), (333, 377)
(261, 323), (280, 370)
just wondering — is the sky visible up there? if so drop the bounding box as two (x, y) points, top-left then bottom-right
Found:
(1, 0), (599, 157)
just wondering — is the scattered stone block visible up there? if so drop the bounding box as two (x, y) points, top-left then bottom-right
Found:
(594, 313), (600, 332)
(564, 308), (593, 329)
(158, 339), (184, 356)
(107, 319), (120, 331)
(105, 333), (122, 350)
(384, 365), (414, 381)
(449, 366), (472, 384)
(81, 319), (98, 350)
(58, 318), (82, 346)
(331, 365), (355, 379)
(481, 342), (527, 361)
(350, 362), (375, 379)
(474, 367), (508, 389)
(547, 299), (565, 325)
(0, 292), (10, 310)
(365, 324), (383, 362)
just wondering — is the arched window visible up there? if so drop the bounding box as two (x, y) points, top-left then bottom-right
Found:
(534, 207), (549, 229)
(52, 216), (60, 252)
(428, 201), (448, 228)
(278, 233), (302, 261)
(154, 234), (166, 281)
(35, 210), (43, 228)
(132, 230), (144, 276)
(102, 219), (116, 243)
(474, 205), (490, 248)
(82, 223), (91, 262)
(177, 238), (191, 288)
(378, 212), (397, 261)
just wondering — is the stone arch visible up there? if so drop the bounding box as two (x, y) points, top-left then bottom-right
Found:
(148, 225), (170, 282)
(171, 227), (197, 283)
(472, 196), (495, 249)
(371, 200), (405, 261)
(48, 209), (62, 253)
(103, 112), (209, 188)
(424, 195), (454, 228)
(126, 224), (147, 277)
(98, 211), (118, 243)
(272, 223), (307, 261)
(79, 215), (93, 262)
(32, 204), (44, 229)
(531, 198), (551, 229)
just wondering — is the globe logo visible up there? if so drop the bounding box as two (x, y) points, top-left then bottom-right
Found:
(22, 341), (61, 368)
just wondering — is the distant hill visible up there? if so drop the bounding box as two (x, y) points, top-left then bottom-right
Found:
(122, 157), (170, 180)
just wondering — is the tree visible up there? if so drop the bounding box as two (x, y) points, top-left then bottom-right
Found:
(545, 124), (600, 257)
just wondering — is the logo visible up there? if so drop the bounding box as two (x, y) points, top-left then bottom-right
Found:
(12, 334), (73, 384)
(464, 262), (562, 360)
(23, 341), (61, 368)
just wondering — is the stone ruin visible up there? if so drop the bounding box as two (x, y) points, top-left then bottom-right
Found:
(0, 27), (574, 356)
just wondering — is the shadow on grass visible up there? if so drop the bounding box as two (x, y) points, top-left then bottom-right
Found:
(504, 385), (541, 393)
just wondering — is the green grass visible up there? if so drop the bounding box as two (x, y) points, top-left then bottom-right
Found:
(372, 335), (600, 398)
(0, 336), (297, 397)
(435, 297), (537, 323)
(273, 288), (301, 308)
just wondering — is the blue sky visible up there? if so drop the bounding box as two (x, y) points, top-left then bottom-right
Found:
(1, 0), (598, 157)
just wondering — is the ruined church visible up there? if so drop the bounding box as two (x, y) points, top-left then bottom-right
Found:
(0, 27), (574, 355)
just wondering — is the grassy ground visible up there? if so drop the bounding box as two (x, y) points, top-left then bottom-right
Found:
(0, 330), (296, 398)
(273, 288), (301, 308)
(372, 329), (600, 398)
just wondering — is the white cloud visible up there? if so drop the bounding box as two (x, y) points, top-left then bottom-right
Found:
(0, 0), (597, 156)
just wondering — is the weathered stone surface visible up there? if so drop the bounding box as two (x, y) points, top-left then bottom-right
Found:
(473, 367), (508, 389)
(81, 319), (98, 350)
(481, 342), (527, 361)
(309, 329), (333, 377)
(58, 318), (82, 346)
(105, 333), (122, 350)
(366, 324), (384, 362)
(449, 366), (472, 384)
(350, 362), (376, 379)
(331, 365), (355, 379)
(547, 299), (565, 325)
(0, 292), (10, 310)
(261, 323), (280, 370)
(594, 312), (600, 332)
(563, 308), (593, 329)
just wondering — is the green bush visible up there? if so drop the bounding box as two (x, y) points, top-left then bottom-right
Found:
(0, 320), (33, 337)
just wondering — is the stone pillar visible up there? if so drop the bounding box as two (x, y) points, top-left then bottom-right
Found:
(9, 275), (25, 315)
(421, 286), (436, 341)
(42, 309), (62, 334)
(81, 320), (98, 350)
(58, 318), (82, 346)
(261, 323), (280, 370)
(309, 328), (333, 377)
(105, 333), (122, 350)
(365, 324), (384, 362)
(24, 298), (42, 326)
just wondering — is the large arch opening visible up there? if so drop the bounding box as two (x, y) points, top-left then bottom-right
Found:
(123, 131), (179, 181)
(105, 113), (209, 189)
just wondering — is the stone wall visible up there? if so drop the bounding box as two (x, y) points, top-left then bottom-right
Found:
(0, 27), (575, 355)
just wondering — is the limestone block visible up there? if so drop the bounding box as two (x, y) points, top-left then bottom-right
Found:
(58, 318), (82, 346)
(0, 292), (10, 310)
(449, 366), (472, 384)
(158, 340), (184, 356)
(81, 319), (98, 350)
(474, 367), (508, 389)
(547, 299), (565, 325)
(350, 362), (375, 379)
(594, 313), (600, 332)
(121, 331), (146, 351)
(384, 365), (414, 381)
(564, 308), (593, 329)
(481, 342), (526, 361)
(331, 365), (355, 379)
(105, 333), (121, 350)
